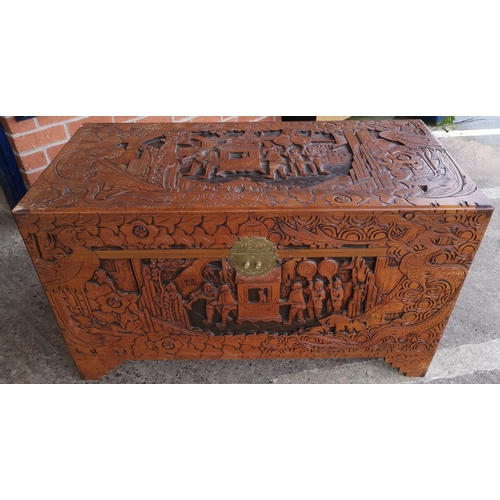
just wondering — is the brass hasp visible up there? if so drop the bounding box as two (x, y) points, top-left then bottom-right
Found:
(228, 237), (278, 276)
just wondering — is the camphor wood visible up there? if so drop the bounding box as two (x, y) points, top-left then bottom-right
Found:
(13, 120), (494, 379)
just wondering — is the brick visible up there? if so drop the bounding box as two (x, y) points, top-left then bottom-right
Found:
(68, 117), (114, 135)
(47, 143), (66, 161)
(67, 118), (87, 136)
(135, 117), (174, 123)
(12, 125), (68, 154)
(237, 116), (276, 122)
(21, 168), (46, 187)
(189, 117), (223, 122)
(172, 116), (226, 122)
(37, 116), (78, 127)
(221, 116), (238, 121)
(88, 116), (114, 123)
(113, 116), (140, 123)
(0, 116), (38, 135)
(18, 151), (48, 172)
(172, 116), (199, 122)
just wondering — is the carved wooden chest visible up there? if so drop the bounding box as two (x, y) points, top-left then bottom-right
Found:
(13, 120), (493, 379)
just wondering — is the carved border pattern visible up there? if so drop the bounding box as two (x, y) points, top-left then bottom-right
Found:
(16, 209), (489, 252)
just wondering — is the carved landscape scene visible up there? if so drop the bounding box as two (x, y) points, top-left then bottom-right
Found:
(78, 255), (400, 337)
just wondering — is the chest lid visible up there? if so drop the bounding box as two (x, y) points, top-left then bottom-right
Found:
(14, 120), (492, 214)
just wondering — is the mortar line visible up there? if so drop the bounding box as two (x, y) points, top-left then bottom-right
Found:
(124, 117), (148, 123)
(16, 139), (69, 158)
(19, 164), (49, 175)
(173, 116), (199, 122)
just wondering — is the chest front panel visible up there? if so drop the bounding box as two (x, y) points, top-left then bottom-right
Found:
(15, 205), (492, 379)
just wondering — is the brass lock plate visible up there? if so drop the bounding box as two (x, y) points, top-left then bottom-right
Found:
(228, 237), (278, 276)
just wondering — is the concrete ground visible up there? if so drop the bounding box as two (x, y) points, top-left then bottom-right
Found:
(1, 116), (499, 384)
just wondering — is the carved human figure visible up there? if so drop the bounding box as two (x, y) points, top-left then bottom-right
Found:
(162, 282), (191, 328)
(199, 149), (219, 179)
(186, 282), (220, 324)
(127, 144), (156, 180)
(262, 142), (287, 179)
(216, 284), (238, 326)
(330, 277), (344, 313)
(306, 280), (326, 320)
(285, 282), (307, 325)
(258, 289), (267, 303)
(306, 147), (329, 175)
(287, 147), (308, 176)
(183, 150), (211, 177)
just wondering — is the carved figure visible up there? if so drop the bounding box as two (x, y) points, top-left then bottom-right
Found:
(330, 277), (344, 313)
(306, 280), (327, 320)
(287, 146), (308, 176)
(183, 149), (218, 177)
(199, 149), (219, 179)
(285, 282), (307, 325)
(216, 284), (238, 326)
(258, 289), (267, 303)
(186, 282), (220, 324)
(262, 142), (287, 179)
(306, 146), (329, 175)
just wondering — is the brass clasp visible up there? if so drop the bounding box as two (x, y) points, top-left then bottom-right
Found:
(228, 237), (278, 276)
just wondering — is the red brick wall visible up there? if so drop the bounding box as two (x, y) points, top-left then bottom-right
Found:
(0, 116), (281, 187)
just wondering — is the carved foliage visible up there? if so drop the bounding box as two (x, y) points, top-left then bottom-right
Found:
(15, 209), (491, 257)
